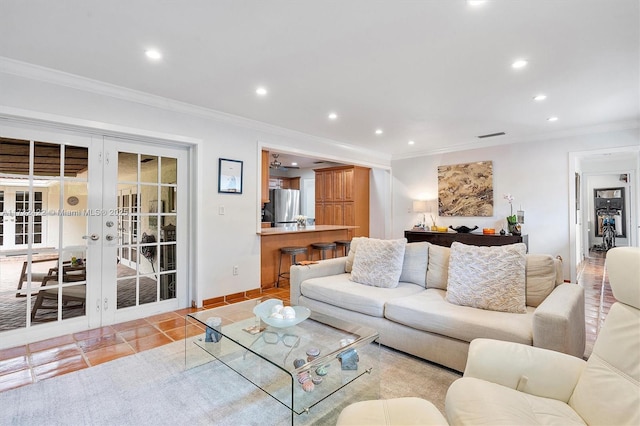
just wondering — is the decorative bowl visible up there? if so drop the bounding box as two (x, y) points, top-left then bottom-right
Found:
(253, 298), (310, 328)
(449, 225), (479, 233)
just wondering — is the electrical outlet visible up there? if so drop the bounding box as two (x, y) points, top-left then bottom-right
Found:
(219, 205), (225, 215)
(233, 265), (239, 275)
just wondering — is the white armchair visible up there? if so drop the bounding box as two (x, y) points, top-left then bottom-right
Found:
(445, 246), (640, 425)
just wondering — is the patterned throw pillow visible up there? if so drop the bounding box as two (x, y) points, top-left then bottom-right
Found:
(446, 242), (527, 313)
(350, 238), (407, 288)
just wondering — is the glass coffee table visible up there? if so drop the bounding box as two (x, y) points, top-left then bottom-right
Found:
(185, 299), (380, 424)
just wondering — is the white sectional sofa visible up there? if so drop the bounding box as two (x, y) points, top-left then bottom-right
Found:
(290, 238), (585, 372)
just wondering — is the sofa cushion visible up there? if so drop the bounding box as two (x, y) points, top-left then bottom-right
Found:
(350, 238), (406, 288)
(426, 243), (450, 290)
(446, 242), (527, 313)
(345, 237), (367, 273)
(446, 377), (587, 426)
(526, 254), (558, 307)
(384, 289), (534, 345)
(301, 273), (424, 317)
(398, 242), (429, 287)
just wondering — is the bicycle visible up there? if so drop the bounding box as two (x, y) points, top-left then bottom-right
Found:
(601, 216), (616, 251)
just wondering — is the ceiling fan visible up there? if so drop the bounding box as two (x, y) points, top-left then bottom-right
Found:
(269, 153), (299, 170)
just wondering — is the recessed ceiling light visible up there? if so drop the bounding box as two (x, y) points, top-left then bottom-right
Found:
(291, 162), (298, 166)
(328, 112), (338, 120)
(375, 129), (383, 135)
(511, 59), (528, 69)
(467, 0), (487, 6)
(256, 87), (268, 96)
(408, 140), (415, 145)
(145, 49), (162, 60)
(547, 116), (559, 122)
(533, 94), (547, 101)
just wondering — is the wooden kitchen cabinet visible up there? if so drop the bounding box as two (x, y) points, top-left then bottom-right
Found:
(314, 170), (333, 202)
(332, 169), (345, 201)
(343, 168), (354, 201)
(269, 176), (301, 189)
(315, 165), (369, 237)
(261, 150), (270, 204)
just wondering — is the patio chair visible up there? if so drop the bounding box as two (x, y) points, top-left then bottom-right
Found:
(15, 257), (58, 297)
(31, 265), (87, 322)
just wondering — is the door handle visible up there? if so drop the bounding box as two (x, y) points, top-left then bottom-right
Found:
(82, 234), (100, 241)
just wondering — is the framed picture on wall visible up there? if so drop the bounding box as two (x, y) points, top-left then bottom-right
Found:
(437, 161), (493, 217)
(218, 158), (243, 194)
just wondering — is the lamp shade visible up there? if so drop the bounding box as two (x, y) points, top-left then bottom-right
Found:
(413, 200), (429, 213)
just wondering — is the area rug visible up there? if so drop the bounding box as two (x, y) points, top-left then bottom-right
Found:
(0, 340), (460, 425)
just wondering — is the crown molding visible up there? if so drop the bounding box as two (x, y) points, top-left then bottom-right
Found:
(391, 119), (640, 161)
(0, 57), (390, 165)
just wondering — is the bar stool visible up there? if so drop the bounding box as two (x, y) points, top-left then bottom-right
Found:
(277, 246), (308, 287)
(334, 240), (351, 257)
(310, 242), (337, 260)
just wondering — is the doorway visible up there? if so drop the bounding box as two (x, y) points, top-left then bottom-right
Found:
(0, 126), (188, 348)
(569, 147), (639, 282)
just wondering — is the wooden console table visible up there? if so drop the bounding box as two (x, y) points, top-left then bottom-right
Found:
(404, 230), (528, 251)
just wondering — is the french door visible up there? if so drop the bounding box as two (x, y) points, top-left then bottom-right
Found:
(0, 126), (188, 346)
(0, 187), (46, 250)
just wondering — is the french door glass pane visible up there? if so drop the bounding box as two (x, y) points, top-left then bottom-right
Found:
(64, 145), (88, 177)
(161, 157), (177, 184)
(0, 138), (30, 175)
(115, 152), (178, 310)
(34, 142), (61, 177)
(140, 155), (158, 183)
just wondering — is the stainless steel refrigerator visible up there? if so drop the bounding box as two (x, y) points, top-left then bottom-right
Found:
(264, 189), (300, 226)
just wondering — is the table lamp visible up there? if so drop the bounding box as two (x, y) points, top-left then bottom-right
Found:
(413, 200), (429, 228)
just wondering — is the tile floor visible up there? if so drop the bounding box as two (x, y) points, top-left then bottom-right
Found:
(0, 284), (290, 393)
(0, 253), (613, 394)
(580, 250), (613, 356)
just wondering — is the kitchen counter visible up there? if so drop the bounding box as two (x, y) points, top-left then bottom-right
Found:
(260, 225), (357, 288)
(258, 225), (357, 236)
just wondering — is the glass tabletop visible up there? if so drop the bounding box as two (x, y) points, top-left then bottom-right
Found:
(185, 299), (379, 417)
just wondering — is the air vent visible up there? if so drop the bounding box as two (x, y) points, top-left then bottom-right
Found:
(477, 132), (506, 139)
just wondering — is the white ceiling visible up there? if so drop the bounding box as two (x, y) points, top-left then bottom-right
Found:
(1, 0), (638, 161)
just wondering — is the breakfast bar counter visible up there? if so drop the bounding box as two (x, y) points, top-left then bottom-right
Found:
(259, 225), (356, 288)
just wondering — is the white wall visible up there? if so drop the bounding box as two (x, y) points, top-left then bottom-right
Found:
(391, 128), (639, 279)
(0, 69), (390, 304)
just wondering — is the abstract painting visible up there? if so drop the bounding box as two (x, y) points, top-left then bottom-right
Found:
(438, 161), (493, 217)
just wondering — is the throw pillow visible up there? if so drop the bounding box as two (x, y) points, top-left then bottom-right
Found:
(525, 254), (557, 307)
(350, 238), (407, 288)
(345, 237), (366, 273)
(426, 243), (450, 290)
(399, 242), (429, 286)
(446, 242), (527, 313)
